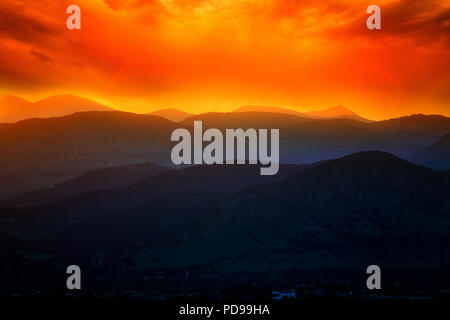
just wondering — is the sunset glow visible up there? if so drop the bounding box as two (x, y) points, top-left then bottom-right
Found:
(0, 0), (449, 119)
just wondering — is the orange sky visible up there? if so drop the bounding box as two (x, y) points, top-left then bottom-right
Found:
(0, 0), (449, 120)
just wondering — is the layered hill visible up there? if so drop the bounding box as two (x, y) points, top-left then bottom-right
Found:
(3, 152), (450, 272)
(182, 111), (306, 129)
(149, 108), (192, 122)
(0, 111), (181, 179)
(0, 94), (113, 123)
(234, 105), (371, 122)
(5, 162), (172, 207)
(135, 152), (450, 271)
(32, 95), (113, 118)
(181, 112), (450, 163)
(369, 114), (450, 155)
(0, 95), (34, 123)
(1, 150), (450, 297)
(1, 110), (449, 200)
(409, 133), (450, 170)
(2, 164), (306, 252)
(280, 118), (385, 163)
(223, 152), (450, 239)
(234, 105), (304, 117)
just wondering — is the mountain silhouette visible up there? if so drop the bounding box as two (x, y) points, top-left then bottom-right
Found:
(280, 119), (385, 163)
(2, 152), (450, 287)
(222, 151), (450, 239)
(0, 111), (181, 199)
(278, 113), (449, 163)
(32, 95), (113, 118)
(5, 162), (172, 207)
(1, 110), (449, 200)
(0, 94), (35, 123)
(370, 114), (450, 138)
(0, 94), (113, 123)
(234, 105), (305, 117)
(369, 114), (450, 156)
(409, 133), (450, 170)
(4, 164), (306, 252)
(182, 111), (307, 129)
(234, 105), (371, 122)
(150, 108), (192, 122)
(304, 105), (371, 122)
(180, 113), (450, 163)
(133, 152), (450, 271)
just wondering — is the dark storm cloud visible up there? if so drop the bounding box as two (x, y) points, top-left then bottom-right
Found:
(332, 0), (450, 44)
(30, 49), (54, 63)
(0, 2), (61, 44)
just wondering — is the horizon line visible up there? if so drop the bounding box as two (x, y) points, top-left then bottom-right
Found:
(1, 92), (449, 122)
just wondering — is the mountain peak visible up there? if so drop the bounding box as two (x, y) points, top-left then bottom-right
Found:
(150, 108), (192, 122)
(327, 105), (355, 114)
(315, 151), (427, 173)
(233, 105), (304, 117)
(304, 105), (370, 122)
(0, 93), (30, 102)
(35, 94), (108, 106)
(409, 133), (450, 170)
(341, 151), (404, 163)
(0, 93), (115, 123)
(233, 104), (371, 122)
(0, 94), (35, 122)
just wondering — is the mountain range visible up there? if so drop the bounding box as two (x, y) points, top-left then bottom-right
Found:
(149, 108), (193, 122)
(0, 111), (180, 175)
(234, 105), (372, 122)
(0, 110), (449, 201)
(409, 133), (450, 170)
(142, 152), (450, 272)
(1, 93), (375, 124)
(1, 94), (450, 297)
(0, 111), (182, 200)
(2, 152), (449, 276)
(0, 94), (113, 123)
(1, 163), (305, 252)
(4, 162), (171, 207)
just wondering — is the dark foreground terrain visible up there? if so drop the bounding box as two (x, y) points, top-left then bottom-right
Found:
(1, 152), (449, 301)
